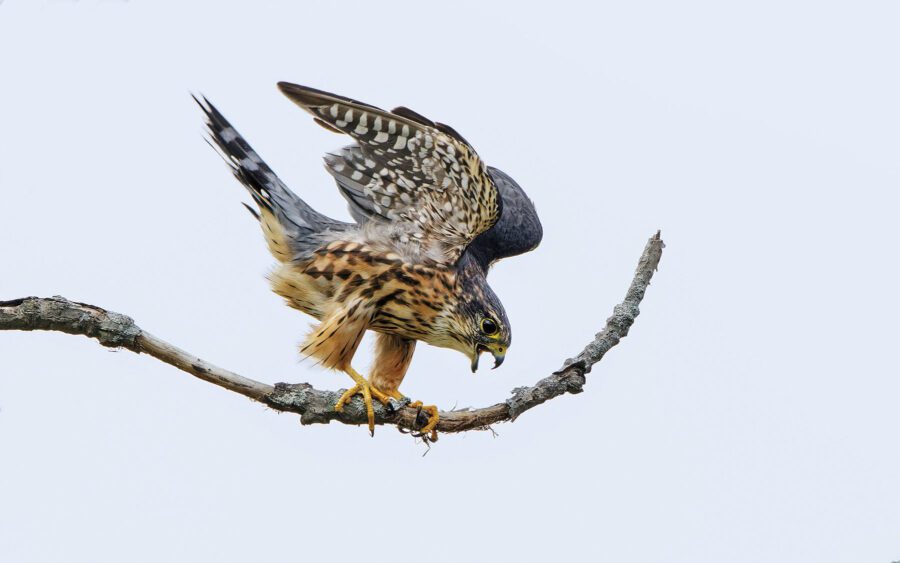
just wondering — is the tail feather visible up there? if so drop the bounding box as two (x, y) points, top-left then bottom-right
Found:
(195, 95), (348, 260)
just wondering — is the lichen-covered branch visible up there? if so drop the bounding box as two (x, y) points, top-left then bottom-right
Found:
(0, 231), (664, 437)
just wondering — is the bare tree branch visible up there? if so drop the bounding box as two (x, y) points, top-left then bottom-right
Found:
(0, 231), (664, 437)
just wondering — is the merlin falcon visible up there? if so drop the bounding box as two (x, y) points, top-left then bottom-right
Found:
(197, 83), (542, 439)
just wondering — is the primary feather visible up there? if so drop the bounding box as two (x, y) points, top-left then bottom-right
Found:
(278, 82), (502, 263)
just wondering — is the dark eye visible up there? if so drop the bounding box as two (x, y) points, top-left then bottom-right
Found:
(481, 318), (499, 335)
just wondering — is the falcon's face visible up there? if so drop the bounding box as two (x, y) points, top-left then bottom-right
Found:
(427, 290), (511, 372)
(450, 279), (511, 373)
(469, 308), (511, 372)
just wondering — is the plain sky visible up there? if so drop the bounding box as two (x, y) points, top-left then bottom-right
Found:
(1, 1), (898, 562)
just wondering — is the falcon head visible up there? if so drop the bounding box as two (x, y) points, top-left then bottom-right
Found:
(468, 305), (511, 373)
(432, 260), (511, 373)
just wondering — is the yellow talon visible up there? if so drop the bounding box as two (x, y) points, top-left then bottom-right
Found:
(334, 367), (392, 436)
(334, 372), (439, 440)
(417, 404), (440, 435)
(388, 391), (439, 441)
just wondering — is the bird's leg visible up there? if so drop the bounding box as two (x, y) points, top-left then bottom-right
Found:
(334, 366), (392, 436)
(387, 390), (439, 442)
(368, 334), (438, 439)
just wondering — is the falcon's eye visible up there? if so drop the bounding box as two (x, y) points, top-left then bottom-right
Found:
(480, 318), (499, 335)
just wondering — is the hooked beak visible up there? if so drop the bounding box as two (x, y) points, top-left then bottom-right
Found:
(471, 344), (506, 373)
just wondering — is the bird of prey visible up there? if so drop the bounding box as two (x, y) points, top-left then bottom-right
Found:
(196, 83), (542, 439)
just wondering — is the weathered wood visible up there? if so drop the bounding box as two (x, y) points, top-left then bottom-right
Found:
(0, 232), (664, 440)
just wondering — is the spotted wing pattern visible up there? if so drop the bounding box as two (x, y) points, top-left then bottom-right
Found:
(277, 82), (501, 263)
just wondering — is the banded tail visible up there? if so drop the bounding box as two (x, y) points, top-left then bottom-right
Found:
(194, 95), (346, 261)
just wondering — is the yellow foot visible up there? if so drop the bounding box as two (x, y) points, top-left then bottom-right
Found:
(334, 368), (391, 436)
(388, 390), (439, 442)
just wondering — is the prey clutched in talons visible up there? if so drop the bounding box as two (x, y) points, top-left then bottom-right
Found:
(387, 390), (439, 442)
(411, 402), (440, 442)
(385, 395), (411, 414)
(332, 374), (438, 441)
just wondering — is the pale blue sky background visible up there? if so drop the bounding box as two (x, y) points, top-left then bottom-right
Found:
(1, 1), (898, 562)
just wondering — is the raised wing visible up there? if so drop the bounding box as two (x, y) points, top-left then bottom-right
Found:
(465, 167), (543, 271)
(277, 82), (501, 263)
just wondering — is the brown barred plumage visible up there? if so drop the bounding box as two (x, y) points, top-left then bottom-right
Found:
(198, 83), (542, 440)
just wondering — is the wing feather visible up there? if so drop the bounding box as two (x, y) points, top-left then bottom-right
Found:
(465, 167), (543, 271)
(278, 82), (501, 263)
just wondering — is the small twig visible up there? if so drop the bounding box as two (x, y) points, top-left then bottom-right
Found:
(0, 231), (664, 436)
